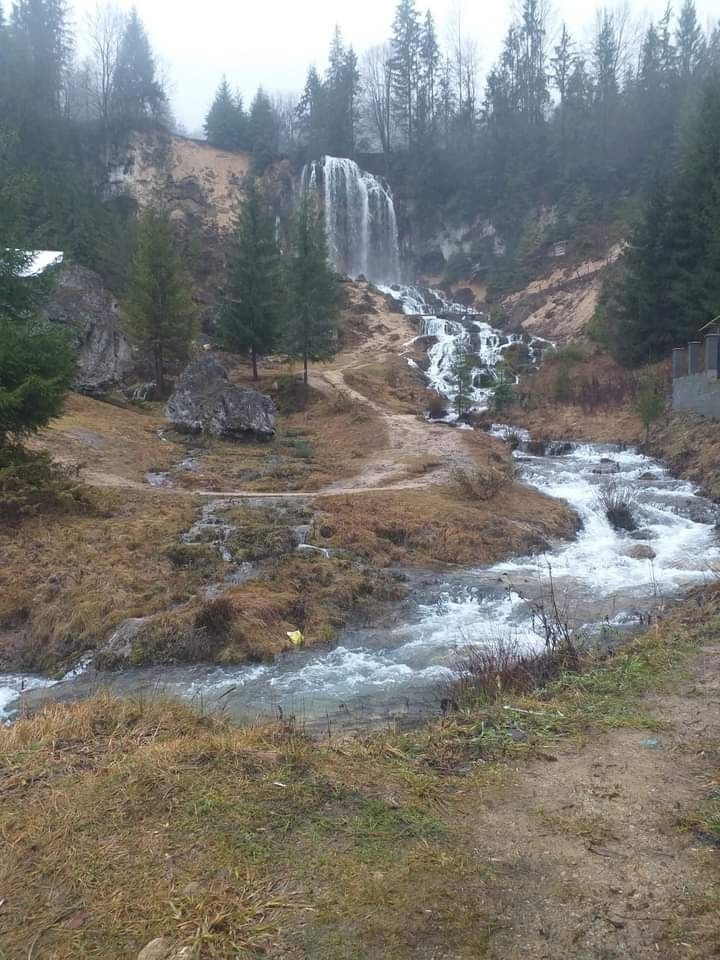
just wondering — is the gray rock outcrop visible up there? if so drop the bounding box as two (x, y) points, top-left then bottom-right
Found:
(42, 264), (134, 394)
(165, 355), (276, 440)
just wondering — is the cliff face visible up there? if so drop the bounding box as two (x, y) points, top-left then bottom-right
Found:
(108, 131), (252, 229)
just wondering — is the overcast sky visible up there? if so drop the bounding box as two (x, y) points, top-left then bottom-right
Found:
(64, 0), (718, 134)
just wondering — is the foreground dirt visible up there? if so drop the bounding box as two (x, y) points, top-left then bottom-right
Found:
(1, 599), (718, 959)
(476, 641), (720, 959)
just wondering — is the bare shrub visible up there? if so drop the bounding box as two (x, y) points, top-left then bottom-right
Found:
(447, 564), (581, 706)
(450, 636), (578, 705)
(427, 392), (448, 420)
(194, 596), (235, 637)
(596, 483), (637, 531)
(329, 389), (354, 414)
(450, 462), (510, 500)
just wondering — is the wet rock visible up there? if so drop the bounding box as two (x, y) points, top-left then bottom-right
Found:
(593, 457), (620, 475)
(625, 544), (657, 560)
(137, 938), (173, 960)
(546, 441), (576, 457)
(525, 439), (547, 456)
(96, 616), (154, 667)
(166, 356), (276, 440)
(453, 286), (476, 307)
(41, 264), (134, 395)
(629, 528), (658, 541)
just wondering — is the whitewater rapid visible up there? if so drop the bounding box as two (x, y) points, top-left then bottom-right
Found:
(381, 284), (550, 415)
(6, 442), (717, 726)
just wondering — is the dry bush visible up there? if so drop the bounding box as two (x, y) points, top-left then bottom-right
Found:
(449, 636), (580, 705)
(596, 483), (637, 531)
(0, 447), (91, 524)
(427, 392), (449, 420)
(450, 461), (511, 500)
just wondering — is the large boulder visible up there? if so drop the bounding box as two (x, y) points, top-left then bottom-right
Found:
(166, 355), (276, 440)
(42, 264), (134, 395)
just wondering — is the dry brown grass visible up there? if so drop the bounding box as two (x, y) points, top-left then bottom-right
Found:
(315, 481), (577, 566)
(0, 487), (199, 672)
(343, 355), (429, 415)
(504, 350), (655, 443)
(650, 411), (720, 501)
(1, 601), (718, 959)
(0, 693), (491, 959)
(123, 554), (406, 667)
(31, 392), (181, 483)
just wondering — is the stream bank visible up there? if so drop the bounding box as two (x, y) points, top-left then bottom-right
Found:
(7, 438), (718, 731)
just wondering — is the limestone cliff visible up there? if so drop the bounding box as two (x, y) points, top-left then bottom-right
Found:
(108, 131), (252, 230)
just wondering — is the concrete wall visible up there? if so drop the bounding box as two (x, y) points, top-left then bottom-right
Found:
(673, 373), (720, 418)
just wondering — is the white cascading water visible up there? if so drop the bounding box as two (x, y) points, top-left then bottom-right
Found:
(301, 156), (401, 285)
(381, 284), (550, 415)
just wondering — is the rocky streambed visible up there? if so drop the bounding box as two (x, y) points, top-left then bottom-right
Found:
(4, 440), (718, 730)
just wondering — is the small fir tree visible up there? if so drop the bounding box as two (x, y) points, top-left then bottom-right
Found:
(122, 207), (196, 396)
(285, 194), (339, 387)
(216, 177), (282, 380)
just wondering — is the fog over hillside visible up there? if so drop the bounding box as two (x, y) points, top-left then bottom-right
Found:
(64, 0), (718, 131)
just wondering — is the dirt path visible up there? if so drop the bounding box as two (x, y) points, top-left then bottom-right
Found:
(474, 645), (720, 959)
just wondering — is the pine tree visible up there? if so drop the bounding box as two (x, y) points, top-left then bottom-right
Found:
(204, 77), (247, 150)
(667, 72), (720, 338)
(676, 0), (704, 80)
(0, 249), (74, 447)
(607, 173), (675, 364)
(114, 7), (165, 128)
(390, 0), (421, 149)
(417, 10), (440, 140)
(216, 177), (282, 380)
(10, 0), (71, 113)
(286, 195), (339, 386)
(122, 207), (196, 396)
(297, 65), (327, 158)
(247, 87), (277, 173)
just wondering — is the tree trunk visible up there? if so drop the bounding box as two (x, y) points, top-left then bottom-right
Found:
(251, 346), (258, 381)
(154, 347), (164, 399)
(303, 352), (308, 385)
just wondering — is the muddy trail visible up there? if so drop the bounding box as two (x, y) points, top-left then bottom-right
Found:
(474, 642), (720, 960)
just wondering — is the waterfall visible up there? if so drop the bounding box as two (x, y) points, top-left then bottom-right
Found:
(301, 156), (401, 285)
(381, 284), (552, 415)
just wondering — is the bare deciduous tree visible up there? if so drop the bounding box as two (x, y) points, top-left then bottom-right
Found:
(361, 43), (394, 158)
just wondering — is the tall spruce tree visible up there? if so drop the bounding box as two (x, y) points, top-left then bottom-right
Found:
(204, 77), (247, 150)
(286, 195), (339, 385)
(606, 173), (675, 365)
(122, 207), (196, 396)
(10, 0), (71, 113)
(667, 71), (720, 338)
(216, 178), (282, 380)
(390, 0), (421, 149)
(247, 87), (277, 172)
(114, 7), (165, 127)
(296, 65), (327, 158)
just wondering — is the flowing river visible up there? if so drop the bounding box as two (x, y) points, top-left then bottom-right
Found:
(2, 281), (719, 726)
(4, 439), (718, 728)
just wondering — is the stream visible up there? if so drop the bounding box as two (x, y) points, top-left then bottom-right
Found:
(4, 440), (718, 729)
(3, 285), (719, 727)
